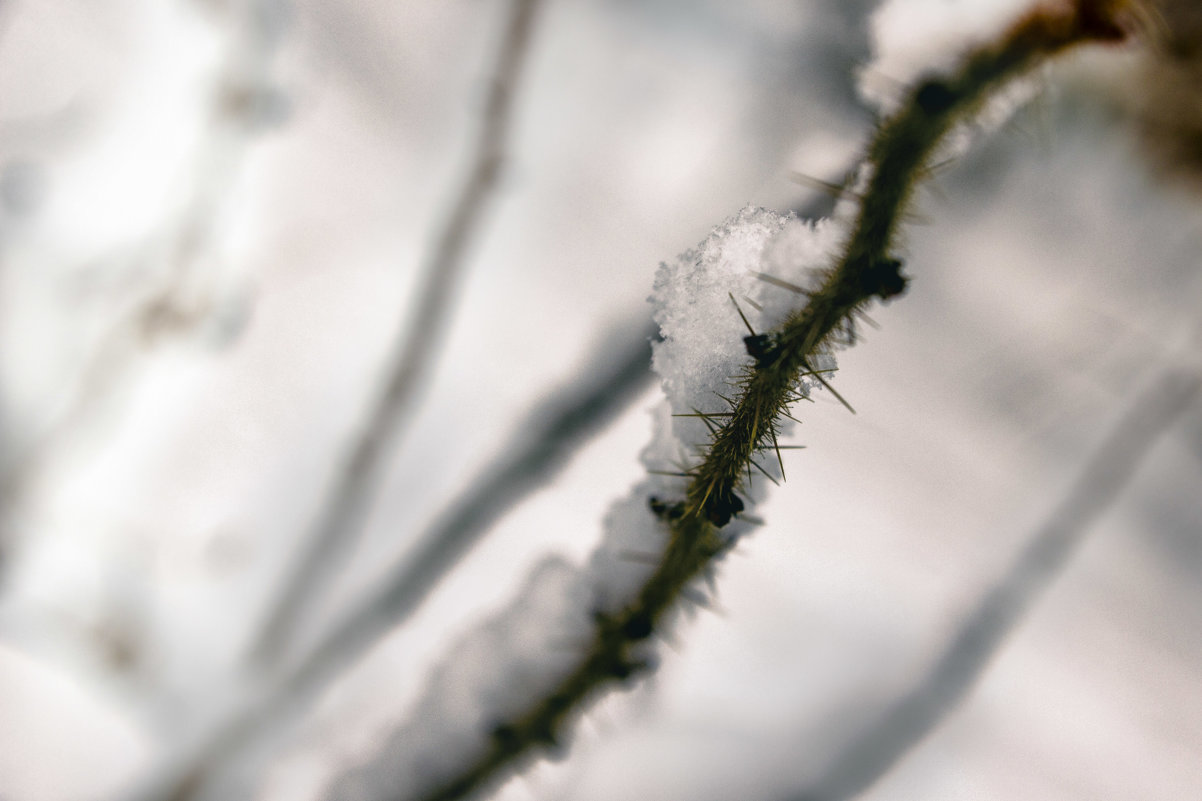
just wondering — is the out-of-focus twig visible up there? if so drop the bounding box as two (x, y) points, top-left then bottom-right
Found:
(789, 362), (1201, 801)
(120, 319), (657, 801)
(288, 320), (656, 692)
(248, 0), (547, 667)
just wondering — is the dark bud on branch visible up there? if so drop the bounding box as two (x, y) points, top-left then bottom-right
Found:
(490, 723), (521, 752)
(865, 257), (908, 301)
(915, 79), (957, 116)
(530, 720), (563, 757)
(621, 611), (654, 640)
(743, 333), (782, 368)
(704, 488), (745, 527)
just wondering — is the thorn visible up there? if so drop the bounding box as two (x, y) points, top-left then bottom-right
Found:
(609, 656), (653, 683)
(692, 408), (720, 435)
(749, 457), (780, 485)
(728, 292), (757, 336)
(657, 624), (681, 652)
(742, 295), (763, 312)
(713, 391), (736, 408)
(852, 307), (881, 330)
(775, 445), (808, 450)
(617, 550), (664, 565)
(680, 587), (712, 609)
(918, 165), (952, 205)
(771, 429), (785, 481)
(787, 170), (860, 200)
(737, 513), (765, 526)
(804, 359), (856, 414)
(925, 156), (957, 176)
(647, 469), (694, 477)
(754, 271), (810, 296)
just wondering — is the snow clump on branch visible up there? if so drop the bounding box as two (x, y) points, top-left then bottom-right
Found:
(324, 205), (852, 799)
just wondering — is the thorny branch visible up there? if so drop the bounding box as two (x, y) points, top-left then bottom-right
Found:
(404, 5), (1132, 801)
(128, 158), (859, 796)
(297, 172), (858, 706)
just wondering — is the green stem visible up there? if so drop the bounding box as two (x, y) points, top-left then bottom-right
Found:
(410, 5), (1128, 801)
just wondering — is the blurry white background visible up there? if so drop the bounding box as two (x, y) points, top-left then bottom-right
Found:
(0, 1), (1200, 800)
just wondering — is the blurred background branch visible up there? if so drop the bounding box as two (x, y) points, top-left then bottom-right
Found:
(248, 0), (547, 669)
(790, 353), (1202, 801)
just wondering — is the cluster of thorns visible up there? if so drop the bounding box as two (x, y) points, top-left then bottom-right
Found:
(648, 253), (907, 528)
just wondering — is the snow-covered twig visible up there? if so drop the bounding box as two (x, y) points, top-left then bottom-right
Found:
(115, 320), (657, 801)
(249, 0), (547, 667)
(127, 211), (823, 798)
(330, 4), (1134, 801)
(309, 178), (859, 689)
